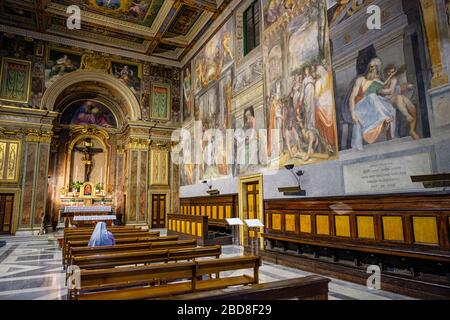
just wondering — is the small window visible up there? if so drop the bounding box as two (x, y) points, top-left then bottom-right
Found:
(243, 1), (261, 56)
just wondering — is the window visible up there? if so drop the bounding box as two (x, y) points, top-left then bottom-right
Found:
(244, 1), (260, 56)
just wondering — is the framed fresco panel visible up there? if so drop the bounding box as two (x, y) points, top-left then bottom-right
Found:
(0, 140), (21, 183)
(45, 47), (82, 88)
(0, 58), (32, 103)
(110, 59), (142, 93)
(262, 0), (339, 168)
(60, 99), (118, 128)
(150, 82), (171, 121)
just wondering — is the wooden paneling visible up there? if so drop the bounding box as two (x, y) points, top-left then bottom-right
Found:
(335, 216), (351, 238)
(272, 213), (281, 231)
(285, 214), (296, 232)
(262, 192), (450, 266)
(316, 215), (330, 236)
(300, 215), (311, 234)
(413, 216), (438, 245)
(356, 216), (375, 239)
(179, 195), (238, 226)
(382, 216), (404, 242)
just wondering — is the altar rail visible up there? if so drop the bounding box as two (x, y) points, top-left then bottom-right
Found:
(179, 195), (238, 227)
(261, 192), (450, 297)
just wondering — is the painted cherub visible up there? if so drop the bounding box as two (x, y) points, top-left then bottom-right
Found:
(378, 64), (420, 140)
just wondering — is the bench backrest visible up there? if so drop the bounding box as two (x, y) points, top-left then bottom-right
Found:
(71, 246), (221, 270)
(69, 238), (193, 257)
(79, 261), (196, 290)
(70, 256), (260, 299)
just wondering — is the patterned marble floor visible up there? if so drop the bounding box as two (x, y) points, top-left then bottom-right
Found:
(0, 234), (414, 300)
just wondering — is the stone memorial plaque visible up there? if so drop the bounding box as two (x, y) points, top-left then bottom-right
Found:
(344, 153), (432, 194)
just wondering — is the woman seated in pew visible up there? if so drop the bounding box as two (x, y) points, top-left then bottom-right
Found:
(88, 222), (115, 247)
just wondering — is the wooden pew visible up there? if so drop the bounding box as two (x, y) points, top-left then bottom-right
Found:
(71, 245), (222, 270)
(62, 231), (160, 269)
(64, 226), (143, 233)
(166, 276), (331, 300)
(69, 238), (192, 260)
(64, 235), (174, 267)
(69, 256), (261, 300)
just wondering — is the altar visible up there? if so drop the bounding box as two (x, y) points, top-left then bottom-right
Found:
(58, 181), (116, 228)
(60, 204), (116, 227)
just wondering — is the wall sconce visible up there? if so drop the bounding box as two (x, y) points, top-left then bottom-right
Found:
(202, 180), (220, 196)
(278, 164), (306, 196)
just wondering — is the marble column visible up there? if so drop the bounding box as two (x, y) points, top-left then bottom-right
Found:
(125, 138), (149, 225)
(19, 132), (52, 231)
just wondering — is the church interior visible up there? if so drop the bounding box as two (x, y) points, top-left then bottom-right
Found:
(0, 0), (449, 302)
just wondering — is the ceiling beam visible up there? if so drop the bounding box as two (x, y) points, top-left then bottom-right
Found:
(179, 0), (219, 12)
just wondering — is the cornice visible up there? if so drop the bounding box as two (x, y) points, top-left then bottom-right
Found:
(0, 25), (182, 68)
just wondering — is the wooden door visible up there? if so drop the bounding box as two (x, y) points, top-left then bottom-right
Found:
(151, 194), (166, 229)
(245, 182), (261, 244)
(0, 194), (14, 234)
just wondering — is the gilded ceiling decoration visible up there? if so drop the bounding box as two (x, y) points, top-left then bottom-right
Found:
(0, 0), (233, 63)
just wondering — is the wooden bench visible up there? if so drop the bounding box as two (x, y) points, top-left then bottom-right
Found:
(165, 276), (330, 300)
(69, 238), (192, 261)
(69, 256), (261, 300)
(70, 245), (222, 270)
(62, 231), (160, 269)
(64, 235), (172, 267)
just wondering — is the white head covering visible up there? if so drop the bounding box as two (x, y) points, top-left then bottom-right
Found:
(88, 222), (111, 247)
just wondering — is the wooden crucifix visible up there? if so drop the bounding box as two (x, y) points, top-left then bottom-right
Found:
(73, 138), (103, 182)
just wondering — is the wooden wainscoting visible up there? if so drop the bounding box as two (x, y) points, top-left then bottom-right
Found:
(178, 195), (238, 246)
(262, 192), (450, 299)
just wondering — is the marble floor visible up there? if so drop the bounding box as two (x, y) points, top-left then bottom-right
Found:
(0, 234), (414, 300)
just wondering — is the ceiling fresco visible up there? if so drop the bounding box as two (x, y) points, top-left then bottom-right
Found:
(0, 0), (233, 63)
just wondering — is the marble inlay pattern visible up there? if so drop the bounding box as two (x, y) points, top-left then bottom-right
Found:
(0, 235), (414, 300)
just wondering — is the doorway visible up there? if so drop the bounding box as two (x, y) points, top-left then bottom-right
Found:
(238, 174), (264, 247)
(151, 194), (166, 229)
(0, 194), (14, 234)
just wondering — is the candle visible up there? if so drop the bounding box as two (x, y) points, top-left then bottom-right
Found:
(100, 167), (103, 185)
(74, 165), (78, 181)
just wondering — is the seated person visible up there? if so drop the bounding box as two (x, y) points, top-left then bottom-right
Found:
(88, 222), (115, 247)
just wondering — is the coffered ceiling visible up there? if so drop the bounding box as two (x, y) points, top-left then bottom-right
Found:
(0, 0), (232, 63)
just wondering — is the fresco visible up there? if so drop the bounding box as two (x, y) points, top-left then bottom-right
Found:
(193, 18), (234, 93)
(60, 100), (117, 128)
(45, 48), (82, 88)
(329, 0), (430, 151)
(446, 0), (450, 27)
(263, 0), (338, 167)
(53, 0), (164, 26)
(166, 5), (203, 37)
(182, 63), (193, 121)
(111, 60), (142, 93)
(150, 83), (171, 120)
(0, 58), (32, 103)
(1, 35), (35, 60)
(195, 69), (232, 181)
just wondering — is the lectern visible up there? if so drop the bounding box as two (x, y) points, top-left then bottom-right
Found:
(244, 219), (264, 256)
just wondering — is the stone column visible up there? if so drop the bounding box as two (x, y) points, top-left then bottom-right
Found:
(125, 138), (149, 225)
(19, 131), (52, 232)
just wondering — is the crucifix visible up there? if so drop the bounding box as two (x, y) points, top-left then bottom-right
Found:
(73, 138), (103, 182)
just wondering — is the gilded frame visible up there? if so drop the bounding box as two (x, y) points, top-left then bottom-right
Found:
(0, 57), (32, 104)
(150, 82), (171, 121)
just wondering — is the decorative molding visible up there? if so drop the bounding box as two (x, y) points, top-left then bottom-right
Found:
(0, 25), (181, 67)
(127, 137), (150, 150)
